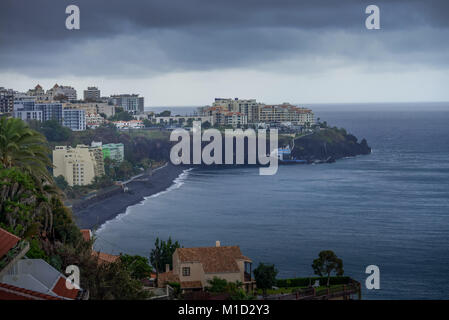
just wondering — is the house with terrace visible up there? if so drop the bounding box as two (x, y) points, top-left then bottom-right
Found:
(158, 241), (255, 292)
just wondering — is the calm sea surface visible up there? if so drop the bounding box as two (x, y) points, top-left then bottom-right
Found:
(96, 103), (449, 299)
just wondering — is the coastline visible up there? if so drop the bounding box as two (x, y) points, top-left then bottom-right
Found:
(72, 163), (188, 230)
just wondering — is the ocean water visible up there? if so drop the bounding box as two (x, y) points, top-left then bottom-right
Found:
(96, 103), (449, 299)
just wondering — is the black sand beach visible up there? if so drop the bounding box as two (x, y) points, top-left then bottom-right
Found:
(72, 163), (188, 230)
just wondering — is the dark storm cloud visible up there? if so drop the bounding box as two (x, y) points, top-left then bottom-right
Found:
(0, 0), (448, 77)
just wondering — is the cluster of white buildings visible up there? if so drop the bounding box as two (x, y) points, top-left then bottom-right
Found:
(3, 85), (314, 131)
(197, 98), (315, 128)
(1, 84), (146, 132)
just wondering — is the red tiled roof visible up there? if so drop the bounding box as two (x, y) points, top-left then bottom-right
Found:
(0, 283), (61, 300)
(0, 227), (20, 259)
(92, 251), (120, 265)
(51, 277), (80, 300)
(80, 229), (91, 242)
(158, 271), (180, 287)
(176, 246), (251, 273)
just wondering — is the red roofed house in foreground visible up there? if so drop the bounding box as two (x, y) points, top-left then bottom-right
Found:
(0, 227), (87, 300)
(80, 229), (120, 265)
(158, 241), (255, 292)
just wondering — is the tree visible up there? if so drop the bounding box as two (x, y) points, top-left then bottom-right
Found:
(312, 250), (344, 287)
(150, 237), (181, 279)
(206, 277), (247, 300)
(116, 160), (133, 180)
(39, 120), (72, 142)
(143, 118), (152, 128)
(253, 263), (278, 295)
(157, 110), (171, 117)
(202, 121), (211, 129)
(54, 175), (69, 191)
(207, 277), (228, 293)
(0, 117), (52, 181)
(109, 110), (134, 121)
(120, 254), (153, 280)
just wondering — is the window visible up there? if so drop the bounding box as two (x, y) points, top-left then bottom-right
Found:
(182, 267), (190, 276)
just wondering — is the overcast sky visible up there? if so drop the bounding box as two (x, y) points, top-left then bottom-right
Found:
(1, 0), (448, 106)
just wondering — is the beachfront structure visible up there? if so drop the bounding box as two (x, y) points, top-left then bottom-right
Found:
(53, 145), (105, 186)
(90, 141), (125, 163)
(110, 94), (144, 114)
(102, 143), (125, 163)
(258, 104), (314, 126)
(83, 86), (101, 101)
(13, 101), (63, 124)
(158, 241), (255, 292)
(63, 108), (86, 131)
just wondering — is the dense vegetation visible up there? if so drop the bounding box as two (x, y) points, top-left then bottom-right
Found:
(0, 117), (152, 299)
(292, 127), (371, 161)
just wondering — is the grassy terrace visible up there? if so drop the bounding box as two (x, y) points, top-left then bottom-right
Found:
(257, 276), (360, 297)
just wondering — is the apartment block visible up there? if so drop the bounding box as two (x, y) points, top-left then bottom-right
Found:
(259, 104), (314, 126)
(110, 94), (144, 114)
(83, 86), (101, 101)
(53, 145), (105, 186)
(67, 102), (115, 118)
(14, 101), (63, 124)
(102, 143), (125, 163)
(200, 106), (247, 128)
(0, 87), (14, 114)
(86, 113), (105, 129)
(63, 108), (86, 131)
(212, 98), (261, 123)
(47, 84), (77, 101)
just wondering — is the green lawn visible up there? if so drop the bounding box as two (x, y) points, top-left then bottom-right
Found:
(256, 285), (342, 296)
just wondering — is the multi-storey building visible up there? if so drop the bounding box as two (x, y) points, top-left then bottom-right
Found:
(110, 94), (144, 114)
(47, 84), (77, 101)
(63, 108), (86, 131)
(199, 106), (247, 128)
(101, 143), (125, 163)
(0, 87), (14, 114)
(13, 101), (63, 124)
(258, 104), (314, 126)
(53, 145), (105, 186)
(66, 102), (115, 118)
(212, 98), (261, 123)
(83, 86), (101, 101)
(26, 84), (46, 98)
(86, 113), (105, 129)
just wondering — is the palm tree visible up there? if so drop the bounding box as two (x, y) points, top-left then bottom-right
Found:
(0, 117), (52, 181)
